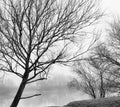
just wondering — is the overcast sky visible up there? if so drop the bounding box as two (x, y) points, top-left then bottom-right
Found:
(1, 0), (120, 107)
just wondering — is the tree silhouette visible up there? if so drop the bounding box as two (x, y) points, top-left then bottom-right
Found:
(0, 0), (102, 106)
(90, 43), (120, 95)
(68, 58), (112, 99)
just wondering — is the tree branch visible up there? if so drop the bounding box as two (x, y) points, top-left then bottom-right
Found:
(21, 93), (41, 99)
(27, 77), (47, 84)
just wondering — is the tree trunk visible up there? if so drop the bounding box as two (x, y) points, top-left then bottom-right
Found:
(100, 74), (105, 98)
(10, 71), (29, 107)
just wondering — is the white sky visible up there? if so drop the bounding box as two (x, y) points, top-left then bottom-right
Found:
(103, 0), (120, 15)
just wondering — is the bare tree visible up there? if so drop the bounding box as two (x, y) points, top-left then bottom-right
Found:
(74, 62), (98, 99)
(69, 24), (120, 98)
(90, 42), (120, 94)
(88, 56), (112, 98)
(68, 59), (112, 99)
(0, 0), (102, 106)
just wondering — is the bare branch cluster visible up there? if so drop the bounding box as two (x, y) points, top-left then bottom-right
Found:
(0, 0), (102, 82)
(0, 0), (103, 106)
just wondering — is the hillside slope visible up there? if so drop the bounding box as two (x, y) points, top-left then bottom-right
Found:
(64, 96), (120, 107)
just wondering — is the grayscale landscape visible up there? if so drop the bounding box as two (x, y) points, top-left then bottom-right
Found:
(0, 0), (120, 107)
